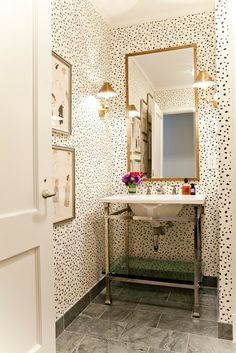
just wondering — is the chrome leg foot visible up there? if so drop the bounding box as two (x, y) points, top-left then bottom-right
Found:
(105, 277), (111, 305)
(192, 305), (200, 318)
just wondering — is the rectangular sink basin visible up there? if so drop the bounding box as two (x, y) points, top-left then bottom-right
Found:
(129, 203), (183, 218)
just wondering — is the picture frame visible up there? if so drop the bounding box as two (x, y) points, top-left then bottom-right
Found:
(52, 146), (75, 226)
(140, 99), (148, 135)
(51, 51), (72, 135)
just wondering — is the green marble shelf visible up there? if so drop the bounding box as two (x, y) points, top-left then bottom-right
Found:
(110, 256), (204, 282)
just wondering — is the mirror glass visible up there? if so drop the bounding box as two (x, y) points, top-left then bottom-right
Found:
(126, 45), (199, 180)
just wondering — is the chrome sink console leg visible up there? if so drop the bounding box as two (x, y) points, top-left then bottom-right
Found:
(125, 204), (130, 273)
(103, 201), (204, 316)
(104, 202), (111, 305)
(105, 277), (111, 305)
(192, 205), (201, 318)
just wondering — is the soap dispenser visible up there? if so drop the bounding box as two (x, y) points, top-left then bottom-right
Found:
(182, 178), (190, 195)
(190, 183), (196, 195)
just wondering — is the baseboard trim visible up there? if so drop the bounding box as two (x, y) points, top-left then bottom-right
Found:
(55, 275), (218, 338)
(56, 277), (106, 338)
(232, 314), (236, 342)
(202, 276), (218, 287)
(218, 322), (233, 340)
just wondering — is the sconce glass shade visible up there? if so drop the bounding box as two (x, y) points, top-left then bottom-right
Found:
(97, 82), (118, 99)
(193, 70), (215, 89)
(128, 104), (140, 118)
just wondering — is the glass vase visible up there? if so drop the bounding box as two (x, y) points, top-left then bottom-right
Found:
(128, 184), (137, 194)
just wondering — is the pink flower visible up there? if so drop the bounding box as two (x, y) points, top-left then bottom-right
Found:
(121, 172), (145, 186)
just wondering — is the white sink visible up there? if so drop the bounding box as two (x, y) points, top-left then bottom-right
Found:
(129, 203), (183, 218)
(101, 194), (205, 226)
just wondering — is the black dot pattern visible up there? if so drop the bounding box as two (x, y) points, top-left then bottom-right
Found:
(216, 0), (232, 324)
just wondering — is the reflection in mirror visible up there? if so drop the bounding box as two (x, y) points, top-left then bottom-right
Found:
(126, 45), (199, 180)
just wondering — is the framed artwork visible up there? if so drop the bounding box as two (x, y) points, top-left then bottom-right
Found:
(131, 158), (141, 172)
(141, 138), (148, 174)
(140, 99), (148, 135)
(147, 93), (154, 124)
(148, 127), (152, 160)
(131, 116), (141, 153)
(51, 51), (72, 135)
(52, 146), (75, 226)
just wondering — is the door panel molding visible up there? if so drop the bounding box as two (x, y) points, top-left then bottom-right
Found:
(33, 0), (39, 209)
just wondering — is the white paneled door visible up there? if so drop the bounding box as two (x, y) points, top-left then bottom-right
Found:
(0, 1), (55, 352)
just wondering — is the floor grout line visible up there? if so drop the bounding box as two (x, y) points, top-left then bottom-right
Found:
(119, 320), (129, 340)
(185, 333), (190, 353)
(67, 331), (87, 353)
(167, 290), (172, 302)
(156, 313), (162, 328)
(97, 307), (108, 320)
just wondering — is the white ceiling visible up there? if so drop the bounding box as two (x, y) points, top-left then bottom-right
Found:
(89, 0), (215, 27)
(130, 48), (194, 90)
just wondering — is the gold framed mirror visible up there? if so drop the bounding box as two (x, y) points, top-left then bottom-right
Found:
(126, 44), (200, 181)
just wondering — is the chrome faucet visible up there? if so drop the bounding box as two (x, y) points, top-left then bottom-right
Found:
(156, 185), (165, 194)
(171, 185), (178, 195)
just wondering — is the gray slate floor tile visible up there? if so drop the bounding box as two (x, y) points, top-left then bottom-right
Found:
(199, 305), (218, 322)
(199, 287), (218, 296)
(87, 318), (126, 340)
(126, 309), (161, 328)
(163, 300), (193, 311)
(118, 287), (144, 303)
(187, 334), (236, 353)
(66, 316), (92, 335)
(73, 336), (107, 353)
(80, 303), (107, 319)
(168, 288), (218, 307)
(139, 288), (171, 305)
(109, 299), (138, 310)
(73, 336), (148, 353)
(92, 287), (123, 305)
(56, 331), (85, 353)
(120, 323), (151, 348)
(58, 284), (221, 353)
(158, 313), (218, 337)
(148, 348), (179, 353)
(136, 303), (192, 317)
(199, 294), (218, 307)
(100, 306), (132, 322)
(148, 328), (189, 352)
(168, 289), (194, 304)
(107, 339), (148, 353)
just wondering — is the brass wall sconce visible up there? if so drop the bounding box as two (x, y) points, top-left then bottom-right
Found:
(97, 82), (117, 118)
(128, 104), (140, 118)
(193, 70), (218, 108)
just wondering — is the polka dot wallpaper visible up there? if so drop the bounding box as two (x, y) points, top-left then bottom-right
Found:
(52, 0), (112, 319)
(109, 11), (219, 277)
(216, 0), (232, 324)
(155, 88), (195, 111)
(51, 0), (232, 325)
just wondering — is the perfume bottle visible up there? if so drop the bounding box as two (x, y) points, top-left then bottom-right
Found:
(182, 178), (190, 195)
(190, 183), (196, 195)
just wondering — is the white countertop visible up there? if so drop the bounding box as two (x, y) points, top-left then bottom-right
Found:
(101, 194), (206, 205)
